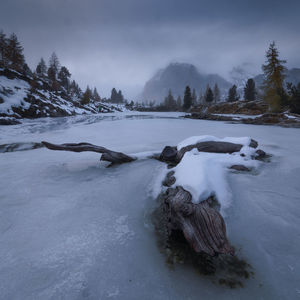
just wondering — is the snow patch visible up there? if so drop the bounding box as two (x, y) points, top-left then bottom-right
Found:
(173, 136), (259, 215)
(177, 135), (252, 150)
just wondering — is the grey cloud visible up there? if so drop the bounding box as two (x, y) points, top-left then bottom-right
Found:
(1, 0), (299, 98)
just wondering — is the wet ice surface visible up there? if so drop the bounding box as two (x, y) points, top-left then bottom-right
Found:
(0, 112), (300, 299)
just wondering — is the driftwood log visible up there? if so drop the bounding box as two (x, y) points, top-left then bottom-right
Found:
(42, 138), (266, 257)
(42, 141), (135, 165)
(163, 186), (234, 256)
(159, 139), (259, 164)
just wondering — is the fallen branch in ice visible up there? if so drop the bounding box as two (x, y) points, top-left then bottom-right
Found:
(155, 136), (266, 257)
(41, 141), (136, 165)
(42, 136), (267, 258)
(159, 139), (259, 164)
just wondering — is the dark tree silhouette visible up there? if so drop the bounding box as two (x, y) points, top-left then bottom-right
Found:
(183, 86), (192, 110)
(227, 85), (240, 102)
(244, 78), (256, 101)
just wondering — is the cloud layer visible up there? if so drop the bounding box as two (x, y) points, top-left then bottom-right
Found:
(1, 0), (300, 98)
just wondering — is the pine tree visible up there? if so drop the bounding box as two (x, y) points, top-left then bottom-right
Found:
(6, 33), (25, 72)
(110, 88), (118, 103)
(0, 30), (8, 68)
(227, 85), (240, 102)
(244, 78), (256, 101)
(287, 82), (300, 114)
(36, 58), (47, 78)
(117, 90), (124, 103)
(204, 85), (214, 104)
(22, 63), (33, 77)
(93, 88), (101, 101)
(176, 96), (182, 108)
(164, 89), (176, 109)
(81, 86), (92, 105)
(191, 88), (197, 106)
(213, 84), (220, 102)
(47, 67), (56, 82)
(183, 86), (192, 110)
(70, 80), (82, 98)
(48, 52), (60, 80)
(262, 42), (287, 111)
(58, 66), (71, 89)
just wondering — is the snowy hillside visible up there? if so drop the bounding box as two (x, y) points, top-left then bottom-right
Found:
(0, 68), (128, 120)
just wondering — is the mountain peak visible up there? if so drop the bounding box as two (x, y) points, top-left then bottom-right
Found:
(141, 62), (231, 102)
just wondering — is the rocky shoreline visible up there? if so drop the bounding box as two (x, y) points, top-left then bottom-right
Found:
(185, 112), (300, 128)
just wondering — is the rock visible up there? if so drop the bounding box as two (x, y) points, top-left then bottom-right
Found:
(159, 146), (178, 163)
(230, 165), (250, 172)
(162, 171), (176, 187)
(255, 149), (266, 159)
(0, 118), (21, 125)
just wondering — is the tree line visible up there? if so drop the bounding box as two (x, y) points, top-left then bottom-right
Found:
(161, 42), (300, 113)
(0, 30), (125, 105)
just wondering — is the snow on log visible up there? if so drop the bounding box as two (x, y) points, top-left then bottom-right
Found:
(160, 137), (259, 164)
(42, 135), (266, 258)
(41, 141), (136, 165)
(157, 135), (265, 257)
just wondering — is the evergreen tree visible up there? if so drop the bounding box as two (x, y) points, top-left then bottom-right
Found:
(204, 85), (214, 104)
(117, 90), (124, 103)
(176, 96), (182, 108)
(110, 88), (118, 103)
(0, 30), (8, 68)
(93, 87), (101, 101)
(227, 85), (240, 102)
(22, 63), (33, 77)
(81, 86), (92, 105)
(262, 42), (287, 111)
(244, 78), (256, 101)
(213, 84), (220, 102)
(36, 58), (47, 78)
(70, 80), (82, 98)
(164, 89), (176, 109)
(183, 86), (192, 110)
(6, 33), (25, 72)
(48, 52), (60, 80)
(287, 82), (300, 114)
(191, 88), (197, 106)
(47, 67), (56, 82)
(58, 66), (71, 89)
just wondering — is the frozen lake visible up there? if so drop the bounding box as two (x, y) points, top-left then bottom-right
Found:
(0, 112), (300, 299)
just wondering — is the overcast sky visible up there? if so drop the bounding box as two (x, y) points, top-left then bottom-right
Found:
(1, 0), (300, 98)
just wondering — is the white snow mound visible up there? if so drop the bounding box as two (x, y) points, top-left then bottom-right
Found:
(173, 136), (259, 215)
(177, 135), (252, 150)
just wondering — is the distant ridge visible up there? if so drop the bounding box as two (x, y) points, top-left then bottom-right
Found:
(140, 62), (232, 103)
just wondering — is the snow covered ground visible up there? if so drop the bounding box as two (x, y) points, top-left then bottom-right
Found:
(1, 112), (300, 299)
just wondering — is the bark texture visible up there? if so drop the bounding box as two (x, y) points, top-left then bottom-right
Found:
(42, 141), (136, 165)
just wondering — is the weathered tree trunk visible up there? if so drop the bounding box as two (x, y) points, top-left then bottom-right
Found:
(160, 140), (258, 164)
(42, 141), (136, 165)
(42, 138), (265, 258)
(161, 185), (234, 256)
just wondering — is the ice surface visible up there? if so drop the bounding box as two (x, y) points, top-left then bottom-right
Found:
(0, 112), (300, 299)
